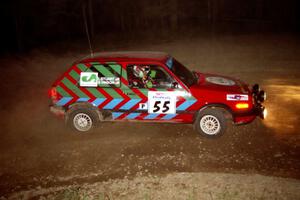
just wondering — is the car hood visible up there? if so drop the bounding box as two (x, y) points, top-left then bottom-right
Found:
(190, 72), (250, 94)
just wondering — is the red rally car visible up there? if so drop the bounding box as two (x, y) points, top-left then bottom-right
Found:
(49, 52), (267, 137)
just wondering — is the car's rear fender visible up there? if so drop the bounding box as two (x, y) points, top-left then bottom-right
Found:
(66, 102), (103, 122)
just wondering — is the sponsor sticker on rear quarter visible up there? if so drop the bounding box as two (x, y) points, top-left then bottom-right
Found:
(100, 77), (120, 85)
(80, 72), (98, 87)
(226, 94), (249, 101)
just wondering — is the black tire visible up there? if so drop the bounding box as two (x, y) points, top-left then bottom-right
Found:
(66, 108), (99, 133)
(194, 108), (227, 138)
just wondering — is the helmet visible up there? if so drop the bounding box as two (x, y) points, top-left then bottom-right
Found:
(144, 65), (150, 72)
(133, 65), (144, 78)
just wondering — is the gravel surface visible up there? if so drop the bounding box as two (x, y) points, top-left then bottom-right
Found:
(7, 172), (300, 200)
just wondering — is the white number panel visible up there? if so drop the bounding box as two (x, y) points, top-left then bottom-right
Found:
(148, 91), (176, 114)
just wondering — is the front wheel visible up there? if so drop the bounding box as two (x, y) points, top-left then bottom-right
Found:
(194, 108), (227, 138)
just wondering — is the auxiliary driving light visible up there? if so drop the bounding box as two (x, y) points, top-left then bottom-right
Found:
(263, 108), (268, 119)
(252, 84), (260, 94)
(236, 103), (249, 109)
(258, 90), (266, 102)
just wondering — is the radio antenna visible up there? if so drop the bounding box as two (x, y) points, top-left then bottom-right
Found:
(82, 2), (94, 57)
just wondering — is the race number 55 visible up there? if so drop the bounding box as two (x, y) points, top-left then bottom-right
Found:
(153, 101), (170, 113)
(148, 91), (176, 114)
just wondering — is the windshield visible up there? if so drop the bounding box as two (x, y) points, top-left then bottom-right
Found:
(167, 57), (196, 87)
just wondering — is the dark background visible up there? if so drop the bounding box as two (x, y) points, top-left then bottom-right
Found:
(1, 1), (300, 197)
(1, 0), (299, 53)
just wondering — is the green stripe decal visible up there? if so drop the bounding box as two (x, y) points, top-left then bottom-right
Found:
(77, 64), (88, 71)
(109, 64), (122, 73)
(57, 85), (70, 97)
(139, 89), (148, 96)
(85, 68), (93, 72)
(106, 62), (126, 77)
(94, 64), (116, 77)
(62, 78), (87, 97)
(120, 83), (130, 90)
(103, 88), (122, 98)
(121, 67), (127, 79)
(87, 88), (105, 98)
(69, 70), (79, 81)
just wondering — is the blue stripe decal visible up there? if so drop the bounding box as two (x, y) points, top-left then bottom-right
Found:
(120, 99), (141, 110)
(103, 99), (123, 109)
(177, 100), (197, 111)
(161, 114), (177, 120)
(144, 113), (160, 119)
(77, 98), (89, 102)
(126, 113), (141, 119)
(112, 112), (123, 119)
(92, 98), (106, 107)
(56, 97), (72, 106)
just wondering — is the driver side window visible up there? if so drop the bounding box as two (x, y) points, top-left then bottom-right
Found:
(127, 64), (176, 89)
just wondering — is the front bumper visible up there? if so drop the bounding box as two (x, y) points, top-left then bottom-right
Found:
(254, 105), (267, 119)
(234, 84), (267, 124)
(233, 106), (266, 125)
(252, 83), (267, 119)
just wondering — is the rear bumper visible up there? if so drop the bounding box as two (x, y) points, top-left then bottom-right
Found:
(50, 105), (65, 118)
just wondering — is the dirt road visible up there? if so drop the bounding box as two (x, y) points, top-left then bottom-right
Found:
(0, 33), (299, 198)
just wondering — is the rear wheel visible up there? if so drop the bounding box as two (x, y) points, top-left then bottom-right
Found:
(67, 108), (99, 133)
(194, 108), (227, 138)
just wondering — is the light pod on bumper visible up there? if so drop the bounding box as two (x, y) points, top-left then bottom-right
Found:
(252, 84), (260, 94)
(258, 90), (267, 102)
(263, 108), (268, 119)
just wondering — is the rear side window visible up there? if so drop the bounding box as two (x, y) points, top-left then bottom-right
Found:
(89, 64), (122, 88)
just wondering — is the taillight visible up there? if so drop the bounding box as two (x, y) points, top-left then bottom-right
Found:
(48, 87), (58, 103)
(235, 103), (249, 109)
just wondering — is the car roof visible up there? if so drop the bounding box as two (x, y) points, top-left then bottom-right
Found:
(74, 51), (169, 64)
